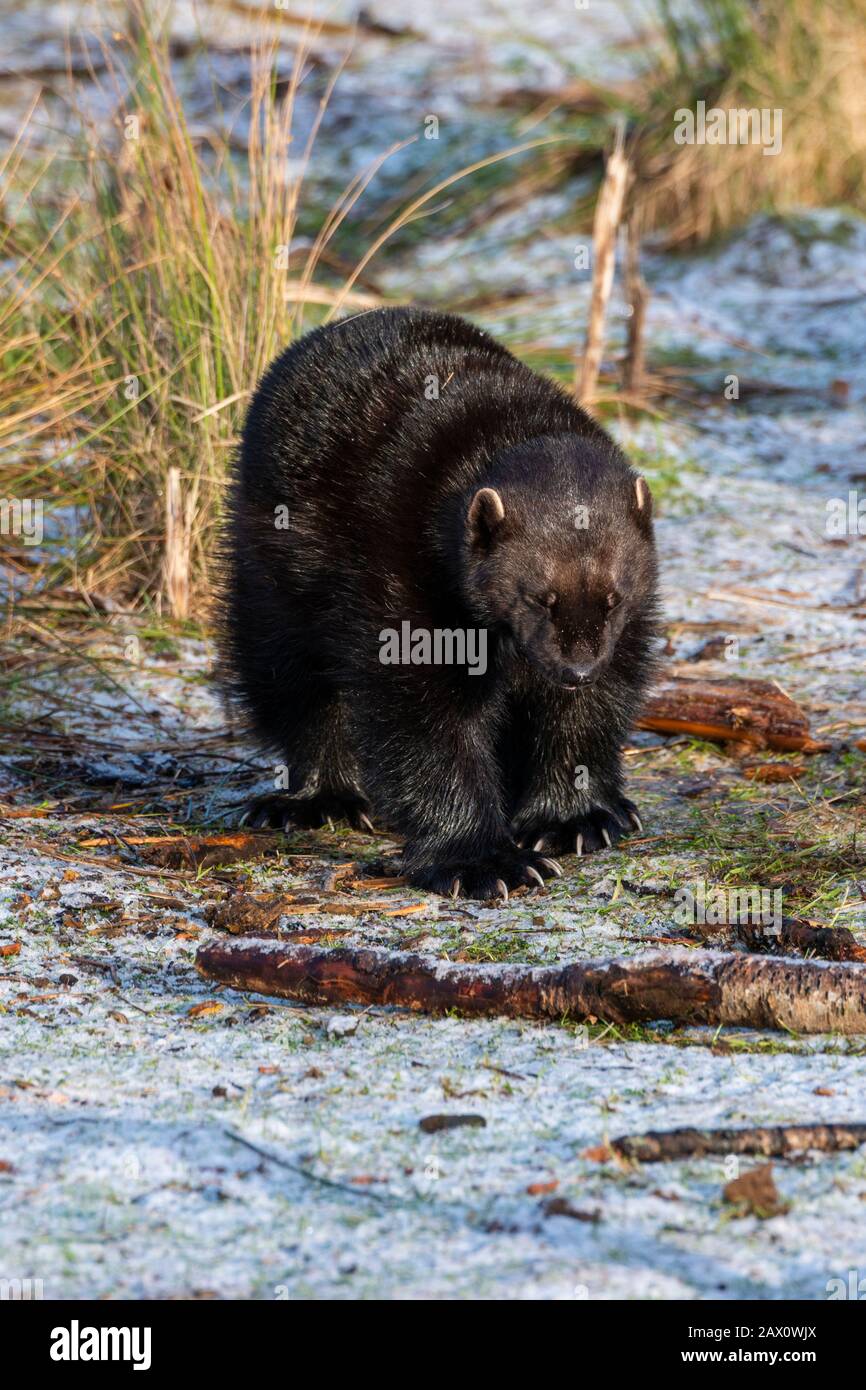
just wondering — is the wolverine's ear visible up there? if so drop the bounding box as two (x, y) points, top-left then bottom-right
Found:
(632, 475), (652, 530)
(467, 487), (506, 550)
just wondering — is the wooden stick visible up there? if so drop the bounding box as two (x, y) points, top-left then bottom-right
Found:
(195, 940), (866, 1034)
(611, 1124), (866, 1163)
(622, 211), (647, 396)
(577, 119), (630, 404)
(163, 466), (191, 621)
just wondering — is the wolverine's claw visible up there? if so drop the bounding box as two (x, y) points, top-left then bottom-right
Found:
(532, 837), (547, 852)
(575, 834), (584, 857)
(358, 812), (375, 834)
(601, 827), (612, 848)
(450, 878), (461, 899)
(495, 878), (509, 902)
(629, 811), (643, 833)
(540, 857), (562, 877)
(525, 866), (545, 888)
(238, 808), (252, 827)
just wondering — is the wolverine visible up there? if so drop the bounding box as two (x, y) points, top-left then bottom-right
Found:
(220, 307), (659, 899)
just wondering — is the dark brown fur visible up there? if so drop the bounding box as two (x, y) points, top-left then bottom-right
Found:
(220, 307), (659, 897)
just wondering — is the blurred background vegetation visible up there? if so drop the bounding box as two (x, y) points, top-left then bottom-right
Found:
(2, 0), (864, 615)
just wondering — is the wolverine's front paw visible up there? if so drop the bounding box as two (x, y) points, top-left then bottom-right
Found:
(518, 799), (643, 856)
(239, 790), (375, 833)
(408, 845), (563, 901)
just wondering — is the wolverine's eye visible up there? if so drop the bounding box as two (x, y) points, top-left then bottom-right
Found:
(528, 591), (557, 610)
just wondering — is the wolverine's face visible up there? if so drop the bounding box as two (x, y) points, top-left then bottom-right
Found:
(462, 443), (655, 689)
(496, 557), (630, 688)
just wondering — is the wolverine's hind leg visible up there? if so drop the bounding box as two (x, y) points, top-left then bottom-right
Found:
(241, 697), (375, 832)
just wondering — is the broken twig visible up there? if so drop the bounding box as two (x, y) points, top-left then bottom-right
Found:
(611, 1123), (866, 1163)
(622, 211), (648, 396)
(577, 119), (630, 404)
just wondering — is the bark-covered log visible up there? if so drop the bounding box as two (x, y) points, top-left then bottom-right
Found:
(612, 1124), (866, 1162)
(637, 675), (827, 751)
(195, 939), (866, 1034)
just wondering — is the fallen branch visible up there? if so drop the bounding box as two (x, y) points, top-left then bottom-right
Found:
(137, 832), (285, 871)
(784, 921), (863, 960)
(195, 940), (866, 1034)
(638, 675), (827, 751)
(214, 922), (350, 945)
(611, 1124), (866, 1163)
(205, 891), (425, 933)
(693, 917), (866, 963)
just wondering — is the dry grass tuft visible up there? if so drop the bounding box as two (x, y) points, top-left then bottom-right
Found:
(1, 5), (558, 615)
(2, 10), (349, 607)
(631, 0), (866, 246)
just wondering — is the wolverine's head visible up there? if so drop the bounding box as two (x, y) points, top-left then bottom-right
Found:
(461, 434), (657, 689)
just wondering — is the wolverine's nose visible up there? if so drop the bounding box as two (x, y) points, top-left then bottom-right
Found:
(559, 660), (599, 688)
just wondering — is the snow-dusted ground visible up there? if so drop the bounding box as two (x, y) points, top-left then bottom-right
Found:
(2, 1), (865, 1302)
